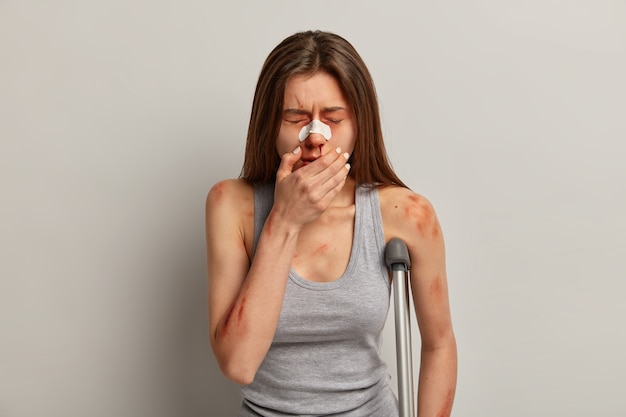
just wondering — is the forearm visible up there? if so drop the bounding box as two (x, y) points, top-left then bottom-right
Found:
(416, 341), (457, 417)
(212, 211), (300, 384)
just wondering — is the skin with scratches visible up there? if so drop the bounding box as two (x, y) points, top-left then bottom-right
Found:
(378, 185), (456, 417)
(206, 70), (455, 411)
(219, 304), (235, 337)
(430, 275), (443, 300)
(237, 296), (247, 321)
(219, 296), (247, 338)
(400, 194), (440, 238)
(312, 243), (329, 256)
(435, 389), (455, 417)
(208, 178), (456, 411)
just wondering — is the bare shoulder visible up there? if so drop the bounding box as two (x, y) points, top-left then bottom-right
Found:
(206, 179), (255, 255)
(206, 178), (253, 208)
(206, 179), (254, 238)
(206, 179), (255, 230)
(378, 185), (442, 248)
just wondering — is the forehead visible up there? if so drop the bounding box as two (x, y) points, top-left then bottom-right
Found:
(283, 72), (348, 108)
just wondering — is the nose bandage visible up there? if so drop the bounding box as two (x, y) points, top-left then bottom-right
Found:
(298, 120), (332, 142)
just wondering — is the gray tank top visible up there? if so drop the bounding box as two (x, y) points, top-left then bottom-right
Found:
(239, 182), (398, 417)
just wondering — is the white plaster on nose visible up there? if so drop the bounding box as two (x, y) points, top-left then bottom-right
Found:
(298, 120), (332, 142)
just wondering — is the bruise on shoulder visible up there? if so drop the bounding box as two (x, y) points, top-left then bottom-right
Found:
(209, 180), (251, 210)
(400, 194), (439, 238)
(213, 181), (227, 196)
(208, 181), (229, 205)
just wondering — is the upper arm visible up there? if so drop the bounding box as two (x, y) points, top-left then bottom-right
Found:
(382, 187), (455, 350)
(205, 179), (253, 349)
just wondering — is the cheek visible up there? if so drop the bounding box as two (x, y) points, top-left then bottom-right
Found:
(333, 125), (356, 152)
(275, 125), (298, 154)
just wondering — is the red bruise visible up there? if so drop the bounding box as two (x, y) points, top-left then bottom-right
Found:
(430, 275), (443, 299)
(401, 196), (436, 238)
(417, 221), (426, 237)
(212, 182), (226, 201)
(220, 297), (247, 338)
(312, 243), (329, 256)
(237, 297), (246, 321)
(435, 389), (455, 417)
(220, 304), (236, 337)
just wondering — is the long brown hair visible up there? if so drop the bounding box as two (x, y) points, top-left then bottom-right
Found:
(241, 30), (406, 188)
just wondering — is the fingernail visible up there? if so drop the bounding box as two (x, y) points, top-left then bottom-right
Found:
(345, 163), (351, 171)
(293, 146), (301, 154)
(335, 147), (341, 154)
(343, 152), (350, 160)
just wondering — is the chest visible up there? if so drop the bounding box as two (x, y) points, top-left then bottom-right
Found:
(291, 205), (356, 283)
(275, 277), (390, 343)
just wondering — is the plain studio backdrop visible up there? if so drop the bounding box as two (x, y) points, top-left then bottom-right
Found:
(1, 1), (625, 416)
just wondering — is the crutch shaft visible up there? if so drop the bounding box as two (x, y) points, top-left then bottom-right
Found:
(385, 238), (415, 417)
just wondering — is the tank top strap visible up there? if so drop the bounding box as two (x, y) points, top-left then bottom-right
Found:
(253, 181), (274, 256)
(355, 185), (390, 290)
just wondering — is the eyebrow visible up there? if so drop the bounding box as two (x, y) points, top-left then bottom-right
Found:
(283, 106), (348, 115)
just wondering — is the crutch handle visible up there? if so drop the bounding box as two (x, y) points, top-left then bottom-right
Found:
(385, 237), (411, 270)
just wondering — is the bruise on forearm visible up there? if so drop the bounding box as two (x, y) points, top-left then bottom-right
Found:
(435, 388), (455, 417)
(217, 296), (247, 339)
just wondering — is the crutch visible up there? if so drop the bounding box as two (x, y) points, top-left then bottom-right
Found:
(385, 238), (415, 417)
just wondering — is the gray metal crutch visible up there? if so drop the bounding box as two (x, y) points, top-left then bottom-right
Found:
(385, 238), (415, 417)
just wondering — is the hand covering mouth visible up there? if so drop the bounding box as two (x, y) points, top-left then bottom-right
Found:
(301, 156), (319, 166)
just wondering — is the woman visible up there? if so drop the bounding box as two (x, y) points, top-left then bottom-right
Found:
(206, 30), (457, 416)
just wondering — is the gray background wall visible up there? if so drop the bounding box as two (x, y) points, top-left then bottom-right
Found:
(1, 1), (625, 416)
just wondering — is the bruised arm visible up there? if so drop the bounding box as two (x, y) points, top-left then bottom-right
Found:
(207, 147), (350, 385)
(382, 187), (457, 417)
(206, 179), (299, 385)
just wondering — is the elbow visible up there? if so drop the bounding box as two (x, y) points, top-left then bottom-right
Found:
(210, 329), (262, 385)
(219, 360), (256, 386)
(422, 330), (457, 353)
(214, 351), (258, 386)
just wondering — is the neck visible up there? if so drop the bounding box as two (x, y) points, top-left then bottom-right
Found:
(329, 177), (357, 208)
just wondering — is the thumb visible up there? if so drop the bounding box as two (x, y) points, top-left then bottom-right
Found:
(276, 146), (302, 181)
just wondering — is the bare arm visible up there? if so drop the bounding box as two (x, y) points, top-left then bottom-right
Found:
(382, 188), (457, 417)
(206, 146), (350, 385)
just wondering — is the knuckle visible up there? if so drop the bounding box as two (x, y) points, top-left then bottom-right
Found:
(292, 170), (306, 184)
(321, 152), (335, 166)
(302, 181), (316, 195)
(313, 200), (326, 212)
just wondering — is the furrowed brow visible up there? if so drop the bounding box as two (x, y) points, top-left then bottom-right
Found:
(283, 107), (348, 116)
(321, 106), (347, 113)
(283, 108), (310, 116)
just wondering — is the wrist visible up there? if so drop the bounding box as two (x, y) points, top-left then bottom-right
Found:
(264, 210), (302, 239)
